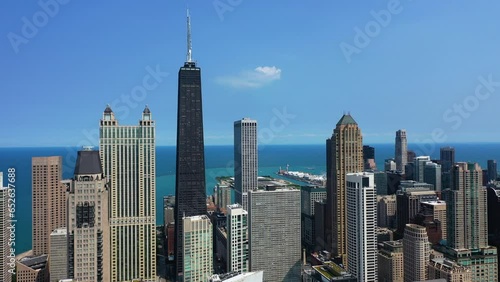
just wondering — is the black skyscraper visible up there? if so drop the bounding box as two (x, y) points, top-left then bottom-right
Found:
(363, 145), (375, 161)
(174, 10), (207, 278)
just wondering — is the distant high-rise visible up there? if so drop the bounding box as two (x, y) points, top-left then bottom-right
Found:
(0, 173), (12, 282)
(395, 130), (408, 173)
(407, 150), (416, 163)
(363, 145), (376, 170)
(396, 183), (437, 237)
(440, 147), (455, 188)
(384, 159), (397, 171)
(215, 184), (232, 213)
(301, 185), (327, 251)
(363, 145), (375, 160)
(487, 183), (500, 236)
(424, 162), (442, 192)
(182, 215), (213, 281)
(326, 114), (363, 266)
(68, 150), (110, 281)
(416, 200), (447, 243)
(377, 195), (396, 229)
(234, 118), (258, 210)
(346, 172), (377, 282)
(100, 106), (156, 281)
(248, 188), (301, 282)
(439, 147), (455, 173)
(403, 224), (430, 282)
(226, 204), (248, 273)
(378, 240), (404, 282)
(32, 156), (66, 256)
(49, 228), (68, 282)
(414, 156), (431, 183)
(445, 163), (487, 250)
(174, 10), (207, 277)
(488, 160), (498, 182)
(441, 162), (498, 281)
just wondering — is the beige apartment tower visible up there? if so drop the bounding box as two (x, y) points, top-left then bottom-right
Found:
(378, 240), (404, 282)
(67, 150), (110, 281)
(403, 224), (430, 282)
(326, 114), (363, 266)
(441, 162), (498, 281)
(99, 106), (156, 281)
(32, 156), (66, 256)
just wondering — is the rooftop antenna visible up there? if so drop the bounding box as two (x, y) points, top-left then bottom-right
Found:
(186, 8), (193, 63)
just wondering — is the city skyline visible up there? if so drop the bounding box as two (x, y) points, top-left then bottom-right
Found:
(3, 1), (500, 147)
(2, 2), (500, 281)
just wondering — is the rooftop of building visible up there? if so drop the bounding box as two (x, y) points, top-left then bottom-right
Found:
(313, 261), (355, 280)
(18, 254), (48, 270)
(430, 257), (471, 272)
(74, 150), (103, 175)
(301, 185), (327, 192)
(382, 240), (403, 248)
(421, 200), (446, 206)
(209, 271), (263, 281)
(377, 227), (393, 234)
(405, 223), (427, 230)
(183, 214), (210, 221)
(251, 186), (299, 193)
(336, 114), (357, 126)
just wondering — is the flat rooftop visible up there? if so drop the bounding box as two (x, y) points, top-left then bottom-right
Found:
(19, 254), (48, 270)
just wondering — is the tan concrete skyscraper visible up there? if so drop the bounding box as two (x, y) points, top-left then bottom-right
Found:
(403, 224), (430, 282)
(67, 149), (110, 281)
(326, 114), (363, 266)
(32, 156), (66, 256)
(440, 162), (498, 281)
(100, 105), (156, 281)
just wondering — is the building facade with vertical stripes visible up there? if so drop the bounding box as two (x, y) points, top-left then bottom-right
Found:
(32, 156), (66, 256)
(234, 118), (258, 211)
(326, 114), (364, 267)
(99, 105), (156, 281)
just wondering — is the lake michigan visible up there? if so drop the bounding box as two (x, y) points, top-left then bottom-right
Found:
(1, 143), (499, 254)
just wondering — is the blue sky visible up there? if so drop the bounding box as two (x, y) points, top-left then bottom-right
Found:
(2, 0), (500, 146)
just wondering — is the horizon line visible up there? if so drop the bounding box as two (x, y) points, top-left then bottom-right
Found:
(2, 141), (500, 149)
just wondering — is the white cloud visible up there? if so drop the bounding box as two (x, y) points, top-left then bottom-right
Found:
(216, 66), (282, 88)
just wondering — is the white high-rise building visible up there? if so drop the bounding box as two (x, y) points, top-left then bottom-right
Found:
(227, 204), (249, 273)
(183, 215), (213, 282)
(50, 228), (68, 282)
(395, 129), (408, 173)
(346, 172), (378, 282)
(0, 172), (12, 282)
(234, 118), (258, 211)
(248, 188), (301, 282)
(67, 150), (110, 281)
(99, 105), (156, 281)
(403, 224), (430, 282)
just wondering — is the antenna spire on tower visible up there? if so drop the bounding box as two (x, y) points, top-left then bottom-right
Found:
(186, 8), (193, 63)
